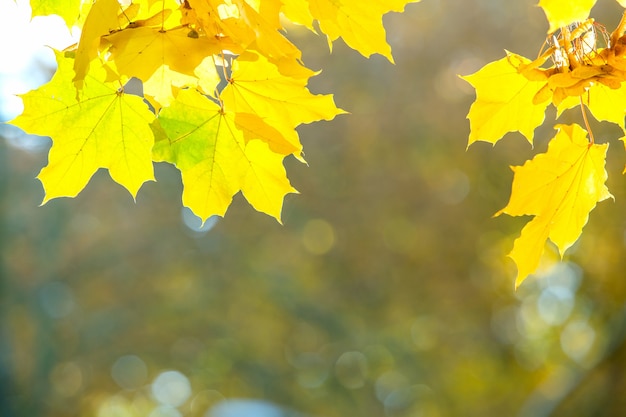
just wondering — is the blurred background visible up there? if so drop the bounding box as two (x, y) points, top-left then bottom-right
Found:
(2, 0), (626, 416)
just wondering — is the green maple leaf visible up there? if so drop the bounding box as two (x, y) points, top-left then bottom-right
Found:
(8, 52), (156, 202)
(152, 88), (297, 222)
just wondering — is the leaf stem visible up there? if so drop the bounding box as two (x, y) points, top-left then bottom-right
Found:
(580, 95), (594, 144)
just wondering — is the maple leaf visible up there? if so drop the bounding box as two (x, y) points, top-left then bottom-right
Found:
(184, 0), (310, 77)
(309, 0), (420, 62)
(281, 0), (316, 30)
(538, 0), (598, 33)
(220, 53), (346, 157)
(73, 0), (121, 89)
(461, 52), (551, 146)
(30, 0), (81, 26)
(9, 53), (156, 202)
(152, 88), (297, 222)
(103, 26), (225, 82)
(496, 124), (612, 288)
(556, 83), (626, 138)
(232, 0), (310, 76)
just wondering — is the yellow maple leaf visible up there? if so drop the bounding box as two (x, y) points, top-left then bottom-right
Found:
(538, 0), (598, 34)
(184, 0), (309, 77)
(103, 26), (224, 82)
(139, 56), (223, 109)
(9, 53), (156, 202)
(234, 0), (311, 76)
(496, 124), (612, 288)
(281, 0), (315, 30)
(461, 52), (550, 146)
(142, 64), (201, 109)
(30, 0), (81, 27)
(309, 0), (419, 62)
(152, 88), (297, 222)
(556, 82), (626, 138)
(220, 53), (346, 157)
(73, 0), (121, 88)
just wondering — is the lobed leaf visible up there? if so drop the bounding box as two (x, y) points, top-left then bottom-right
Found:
(461, 52), (550, 147)
(496, 124), (612, 288)
(309, 0), (420, 62)
(152, 89), (297, 222)
(557, 82), (626, 138)
(10, 53), (156, 202)
(538, 0), (598, 33)
(103, 26), (224, 82)
(73, 0), (121, 89)
(220, 53), (346, 158)
(30, 0), (81, 26)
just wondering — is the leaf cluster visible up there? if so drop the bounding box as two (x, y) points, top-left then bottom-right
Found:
(11, 0), (417, 222)
(463, 0), (626, 287)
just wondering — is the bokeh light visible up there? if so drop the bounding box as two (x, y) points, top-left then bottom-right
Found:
(151, 371), (192, 408)
(112, 355), (149, 390)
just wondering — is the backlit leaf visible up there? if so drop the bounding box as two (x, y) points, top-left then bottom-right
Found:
(496, 124), (612, 287)
(152, 89), (296, 222)
(461, 52), (550, 146)
(30, 0), (81, 26)
(557, 83), (626, 137)
(103, 26), (224, 81)
(10, 53), (156, 202)
(73, 0), (121, 88)
(309, 0), (420, 62)
(220, 53), (346, 157)
(538, 0), (598, 33)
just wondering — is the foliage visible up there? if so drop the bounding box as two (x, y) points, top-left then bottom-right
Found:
(8, 0), (418, 222)
(463, 0), (626, 287)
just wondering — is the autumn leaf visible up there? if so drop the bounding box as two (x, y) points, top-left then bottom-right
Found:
(220, 53), (346, 157)
(496, 124), (612, 288)
(73, 0), (121, 88)
(281, 0), (315, 30)
(461, 52), (550, 146)
(103, 26), (226, 82)
(9, 53), (156, 202)
(232, 0), (310, 76)
(309, 0), (420, 62)
(152, 88), (297, 222)
(30, 0), (81, 26)
(538, 0), (598, 33)
(556, 83), (626, 138)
